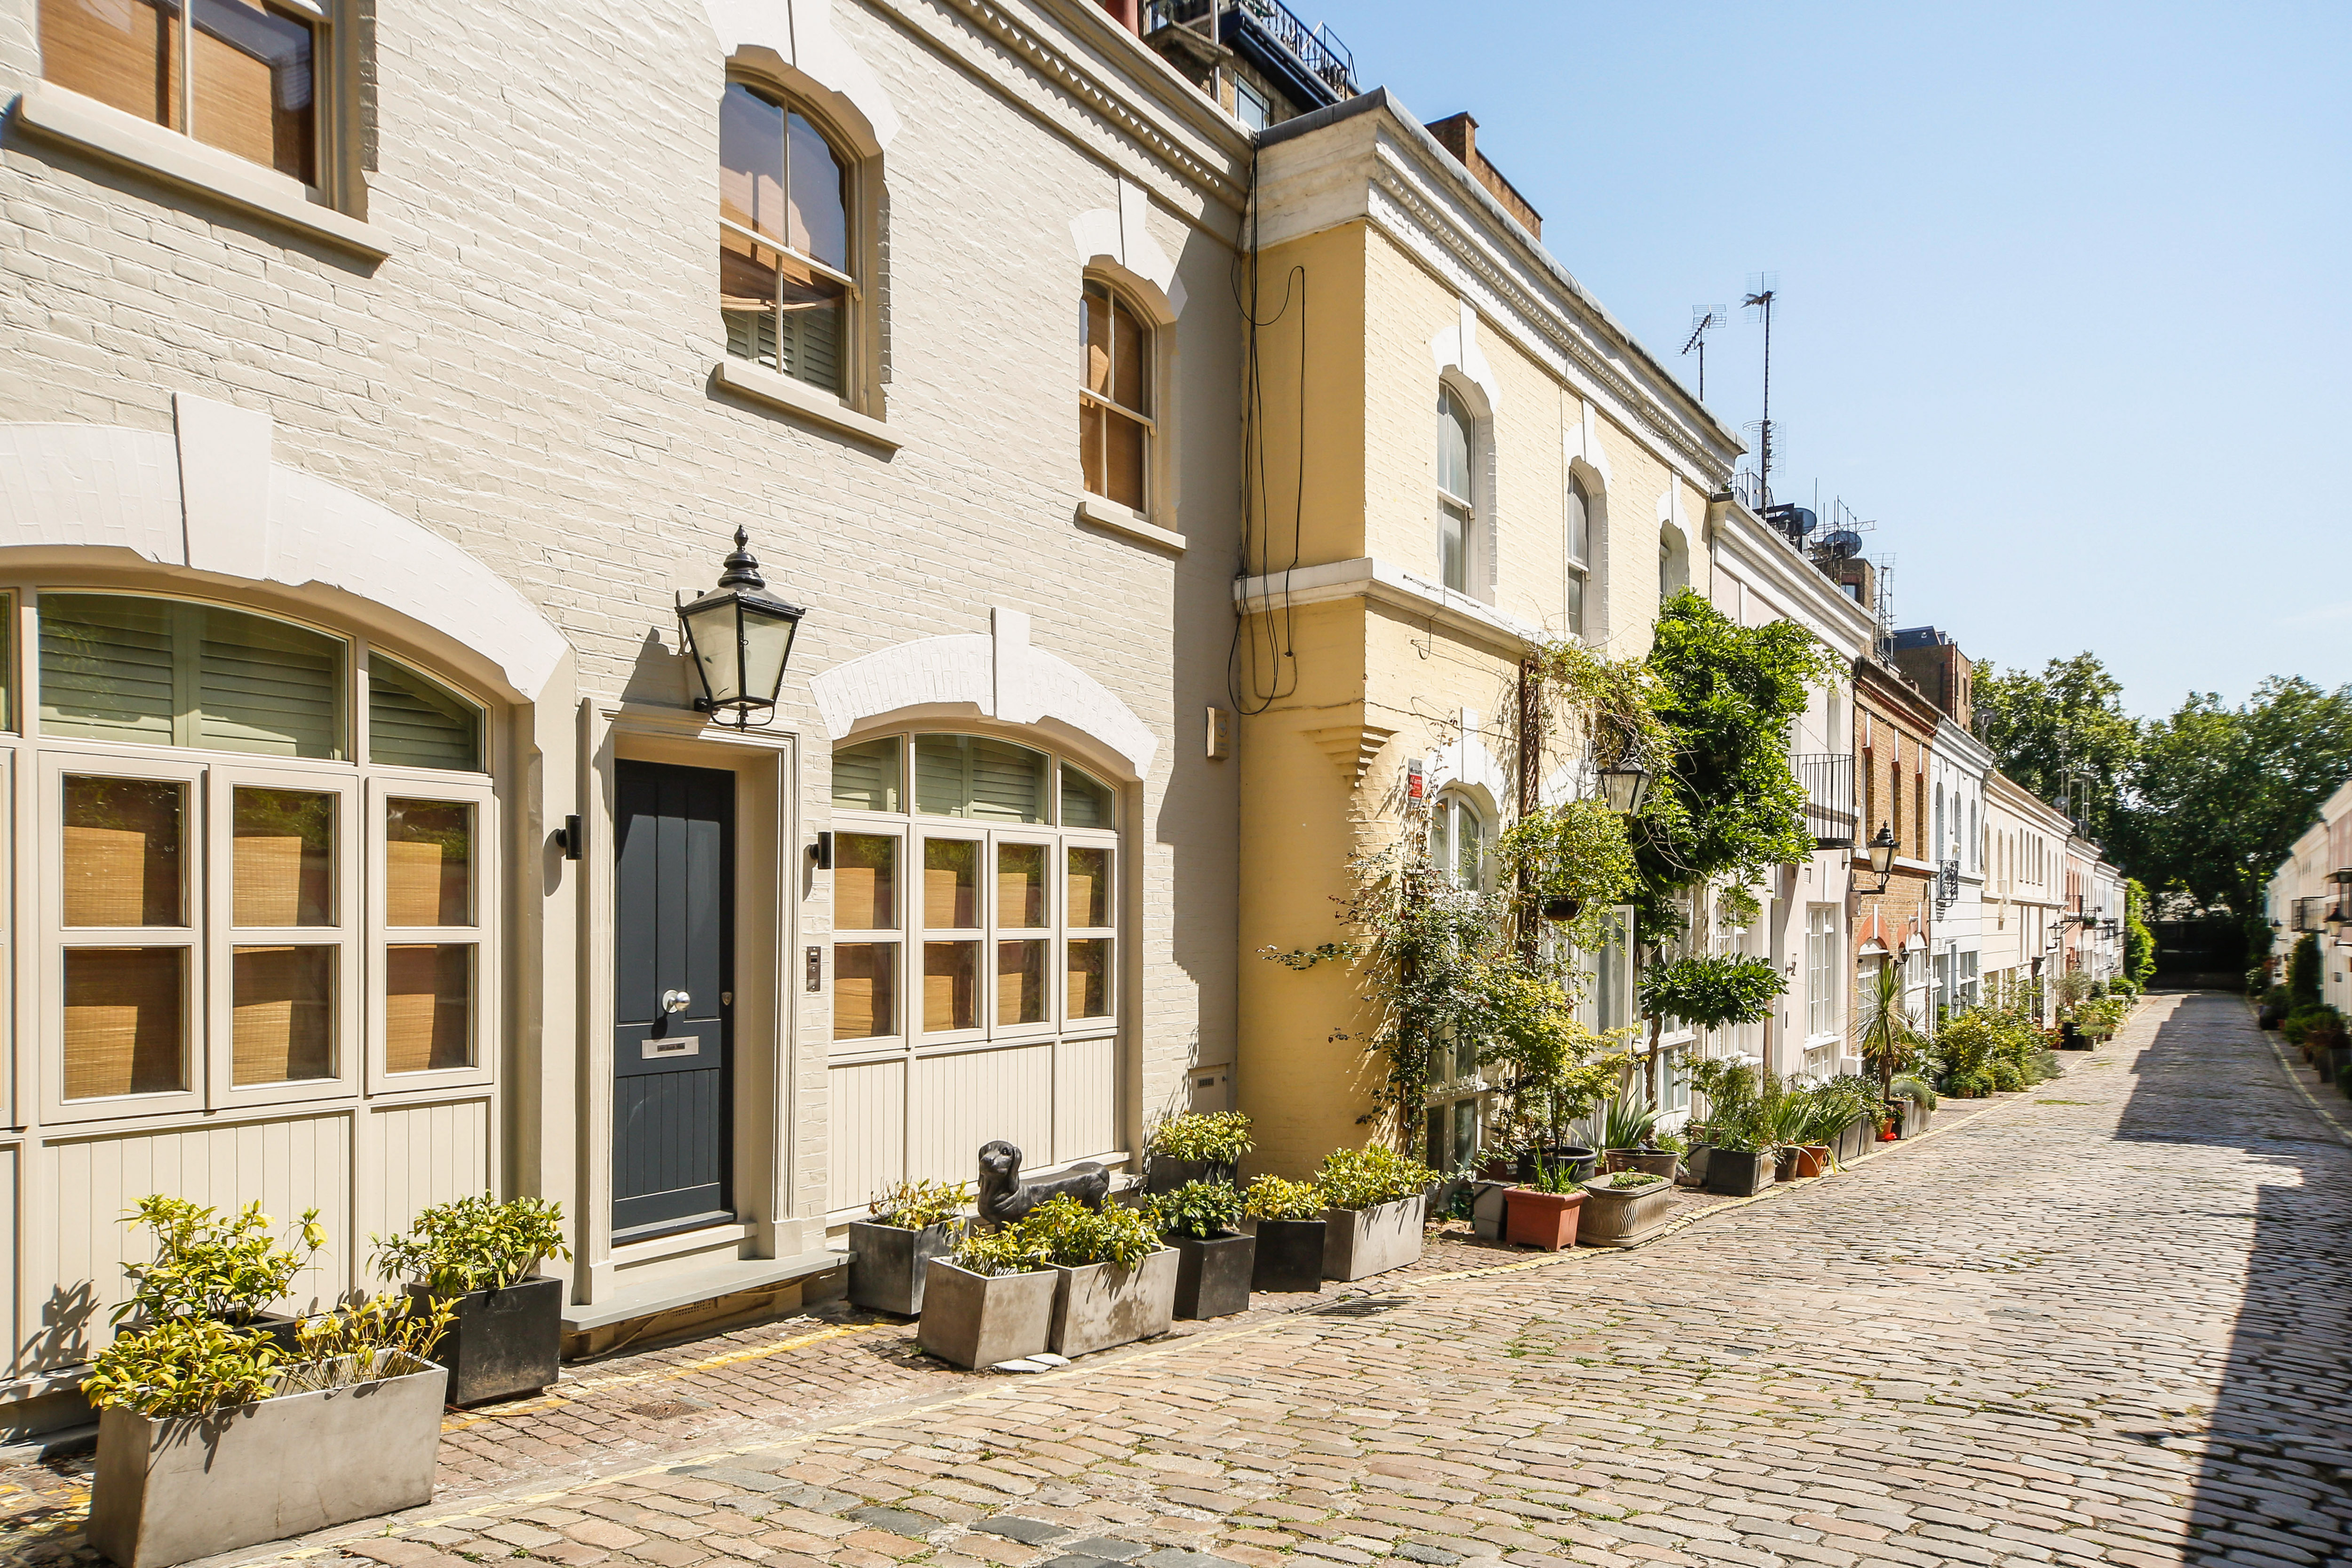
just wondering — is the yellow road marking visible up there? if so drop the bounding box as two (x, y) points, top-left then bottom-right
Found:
(440, 1322), (881, 1433)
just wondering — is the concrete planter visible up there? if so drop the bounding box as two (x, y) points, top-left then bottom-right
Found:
(1577, 1175), (1677, 1247)
(1248, 1218), (1326, 1292)
(848, 1220), (961, 1316)
(1167, 1232), (1253, 1320)
(1704, 1149), (1775, 1197)
(916, 1260), (1055, 1369)
(410, 1275), (562, 1406)
(1679, 1144), (1712, 1187)
(1143, 1155), (1235, 1194)
(1048, 1248), (1178, 1356)
(1322, 1195), (1426, 1281)
(1501, 1188), (1583, 1250)
(1901, 1100), (1933, 1139)
(88, 1351), (447, 1568)
(1470, 1179), (1516, 1239)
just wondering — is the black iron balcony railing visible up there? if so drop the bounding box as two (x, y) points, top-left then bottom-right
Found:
(1144, 0), (1357, 105)
(1794, 753), (1855, 850)
(2293, 895), (2328, 932)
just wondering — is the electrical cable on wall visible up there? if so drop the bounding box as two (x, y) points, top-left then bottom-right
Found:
(1227, 138), (1309, 716)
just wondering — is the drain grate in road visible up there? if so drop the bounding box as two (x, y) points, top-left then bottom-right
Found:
(1313, 1296), (1408, 1318)
(628, 1396), (712, 1419)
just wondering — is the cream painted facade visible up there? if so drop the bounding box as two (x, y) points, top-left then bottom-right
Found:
(1231, 89), (1741, 1176)
(1984, 772), (2074, 1019)
(2267, 778), (2352, 1012)
(0, 0), (1254, 1430)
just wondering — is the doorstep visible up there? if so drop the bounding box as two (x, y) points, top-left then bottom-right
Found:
(560, 1248), (848, 1336)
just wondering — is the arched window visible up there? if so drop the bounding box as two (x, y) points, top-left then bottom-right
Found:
(1565, 476), (1590, 637)
(1437, 387), (1475, 593)
(1429, 789), (1483, 892)
(1080, 280), (1152, 511)
(1658, 525), (1689, 599)
(826, 731), (1123, 1210)
(719, 81), (852, 395)
(21, 589), (490, 1121)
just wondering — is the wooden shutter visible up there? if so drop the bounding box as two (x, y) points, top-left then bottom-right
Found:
(197, 608), (343, 759)
(368, 660), (481, 772)
(40, 595), (176, 744)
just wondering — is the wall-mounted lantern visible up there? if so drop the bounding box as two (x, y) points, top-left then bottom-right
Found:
(1598, 751), (1653, 815)
(676, 528), (806, 730)
(1864, 824), (1898, 893)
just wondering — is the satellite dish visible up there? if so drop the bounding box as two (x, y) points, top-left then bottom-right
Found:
(1821, 529), (1863, 559)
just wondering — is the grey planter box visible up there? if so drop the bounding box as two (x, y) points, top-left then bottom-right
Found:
(1247, 1218), (1326, 1292)
(1168, 1231), (1254, 1319)
(848, 1220), (960, 1316)
(1049, 1248), (1178, 1356)
(1470, 1179), (1515, 1239)
(89, 1351), (448, 1568)
(1901, 1100), (1933, 1139)
(916, 1260), (1055, 1369)
(1703, 1149), (1775, 1197)
(411, 1276), (562, 1407)
(1322, 1194), (1426, 1281)
(1577, 1175), (1677, 1247)
(1678, 1144), (1712, 1187)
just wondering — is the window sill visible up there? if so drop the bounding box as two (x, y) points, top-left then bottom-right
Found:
(1075, 494), (1184, 553)
(712, 358), (900, 451)
(13, 84), (390, 261)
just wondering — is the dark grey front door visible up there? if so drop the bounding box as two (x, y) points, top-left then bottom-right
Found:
(613, 761), (734, 1239)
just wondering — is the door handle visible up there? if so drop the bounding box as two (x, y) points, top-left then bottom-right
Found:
(662, 988), (692, 1014)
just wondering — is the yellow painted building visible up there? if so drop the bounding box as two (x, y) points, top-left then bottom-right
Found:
(1232, 91), (1746, 1176)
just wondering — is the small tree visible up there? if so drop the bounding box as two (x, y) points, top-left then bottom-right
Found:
(1856, 959), (1924, 1098)
(1634, 953), (1784, 1108)
(2288, 932), (2324, 1011)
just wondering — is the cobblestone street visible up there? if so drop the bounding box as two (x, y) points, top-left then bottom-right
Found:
(9, 991), (2348, 1568)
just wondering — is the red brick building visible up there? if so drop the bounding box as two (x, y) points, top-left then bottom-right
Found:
(1852, 656), (1944, 1034)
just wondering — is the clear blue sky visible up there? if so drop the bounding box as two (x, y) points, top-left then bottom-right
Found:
(1312, 1), (2350, 717)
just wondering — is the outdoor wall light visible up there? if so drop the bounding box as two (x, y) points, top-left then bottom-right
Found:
(1598, 751), (1653, 815)
(1864, 824), (1898, 892)
(677, 527), (806, 730)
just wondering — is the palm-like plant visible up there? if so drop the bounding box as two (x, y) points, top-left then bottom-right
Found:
(1857, 959), (1923, 1098)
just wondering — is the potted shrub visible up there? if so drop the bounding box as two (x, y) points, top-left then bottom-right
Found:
(845, 1178), (970, 1317)
(85, 1294), (453, 1568)
(1316, 1145), (1437, 1280)
(1142, 1111), (1254, 1194)
(1502, 1157), (1585, 1250)
(1148, 1180), (1252, 1320)
(112, 1197), (327, 1351)
(1242, 1176), (1326, 1292)
(2259, 985), (2290, 1030)
(917, 1224), (1057, 1370)
(1028, 1195), (1176, 1357)
(1577, 1168), (1676, 1247)
(1592, 1098), (1673, 1178)
(1891, 1074), (1938, 1138)
(372, 1194), (571, 1407)
(1690, 1061), (1776, 1196)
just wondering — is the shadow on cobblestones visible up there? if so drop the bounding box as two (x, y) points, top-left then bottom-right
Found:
(2122, 992), (2352, 1567)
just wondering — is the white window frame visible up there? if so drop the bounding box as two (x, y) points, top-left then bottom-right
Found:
(1565, 475), (1591, 638)
(718, 75), (864, 401)
(1437, 384), (1478, 595)
(1080, 277), (1155, 515)
(1429, 789), (1485, 893)
(1805, 904), (1840, 1044)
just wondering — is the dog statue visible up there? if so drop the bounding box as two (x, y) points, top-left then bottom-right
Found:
(976, 1139), (1109, 1228)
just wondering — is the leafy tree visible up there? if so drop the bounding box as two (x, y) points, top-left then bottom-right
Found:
(2123, 677), (2352, 929)
(2288, 931), (2324, 1011)
(1629, 590), (1836, 941)
(2122, 879), (2157, 986)
(1974, 653), (2141, 844)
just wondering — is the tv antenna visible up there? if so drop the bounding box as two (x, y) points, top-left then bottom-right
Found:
(1682, 305), (1726, 401)
(1743, 271), (1779, 502)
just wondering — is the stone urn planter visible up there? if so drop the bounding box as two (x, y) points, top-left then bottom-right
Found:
(89, 1351), (448, 1568)
(408, 1275), (563, 1407)
(1048, 1248), (1178, 1357)
(1577, 1174), (1677, 1248)
(1501, 1187), (1584, 1251)
(916, 1260), (1056, 1369)
(1704, 1149), (1775, 1197)
(848, 1219), (961, 1316)
(1167, 1231), (1254, 1320)
(1248, 1218), (1326, 1292)
(1322, 1195), (1427, 1281)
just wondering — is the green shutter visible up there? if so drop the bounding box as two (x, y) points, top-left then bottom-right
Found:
(368, 659), (482, 772)
(911, 734), (1046, 822)
(1058, 763), (1113, 829)
(40, 595), (177, 744)
(831, 736), (899, 812)
(197, 609), (345, 759)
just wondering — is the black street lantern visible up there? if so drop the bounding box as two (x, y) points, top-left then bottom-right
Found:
(1597, 751), (1653, 816)
(676, 528), (806, 730)
(1864, 824), (1898, 892)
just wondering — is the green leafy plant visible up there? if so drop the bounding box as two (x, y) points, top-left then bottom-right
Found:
(1889, 1073), (1938, 1112)
(1637, 955), (1784, 1034)
(1690, 1058), (1770, 1153)
(1589, 1096), (1661, 1152)
(82, 1315), (286, 1417)
(1147, 1180), (1244, 1241)
(115, 1197), (327, 1327)
(952, 1225), (1053, 1278)
(1856, 960), (1926, 1098)
(1475, 963), (1627, 1154)
(371, 1194), (571, 1295)
(1523, 1157), (1583, 1194)
(283, 1291), (458, 1393)
(1015, 1194), (1162, 1270)
(1314, 1145), (1438, 1211)
(865, 1179), (972, 1232)
(1604, 1170), (1665, 1190)
(1494, 798), (1638, 945)
(1241, 1175), (1325, 1222)
(1145, 1112), (1254, 1166)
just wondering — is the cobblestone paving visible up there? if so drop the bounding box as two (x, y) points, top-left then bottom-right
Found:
(10, 992), (2346, 1568)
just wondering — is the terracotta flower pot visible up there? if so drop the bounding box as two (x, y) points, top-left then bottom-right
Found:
(1502, 1187), (1584, 1251)
(1789, 1144), (1830, 1178)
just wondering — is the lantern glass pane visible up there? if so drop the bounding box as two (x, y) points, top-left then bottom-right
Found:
(738, 605), (799, 705)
